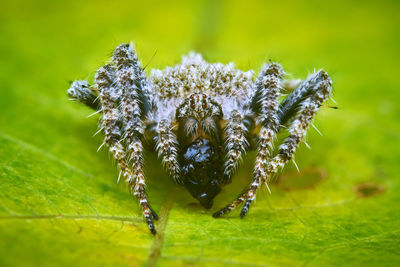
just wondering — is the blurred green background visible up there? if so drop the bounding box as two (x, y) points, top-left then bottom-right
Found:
(0, 0), (399, 266)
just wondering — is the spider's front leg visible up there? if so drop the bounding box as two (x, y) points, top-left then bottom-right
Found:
(214, 68), (332, 219)
(214, 62), (285, 217)
(95, 62), (158, 235)
(112, 44), (160, 234)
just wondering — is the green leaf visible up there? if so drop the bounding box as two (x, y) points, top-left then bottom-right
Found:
(1, 0), (399, 266)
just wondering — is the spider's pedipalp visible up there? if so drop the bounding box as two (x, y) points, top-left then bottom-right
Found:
(223, 109), (249, 183)
(183, 117), (199, 137)
(155, 119), (182, 184)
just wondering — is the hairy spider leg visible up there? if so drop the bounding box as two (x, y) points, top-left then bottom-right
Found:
(154, 119), (182, 183)
(214, 69), (332, 218)
(96, 64), (158, 234)
(223, 109), (249, 184)
(240, 70), (332, 217)
(67, 80), (101, 110)
(214, 62), (284, 217)
(115, 44), (182, 188)
(112, 44), (159, 234)
(223, 63), (285, 185)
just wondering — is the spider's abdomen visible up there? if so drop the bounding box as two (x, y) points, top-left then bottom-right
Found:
(180, 138), (223, 209)
(150, 52), (254, 100)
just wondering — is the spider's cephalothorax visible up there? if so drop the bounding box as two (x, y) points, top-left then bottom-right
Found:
(68, 43), (332, 234)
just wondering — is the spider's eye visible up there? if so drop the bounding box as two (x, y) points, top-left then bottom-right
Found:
(202, 100), (207, 109)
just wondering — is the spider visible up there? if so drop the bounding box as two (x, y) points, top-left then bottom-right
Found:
(68, 43), (332, 234)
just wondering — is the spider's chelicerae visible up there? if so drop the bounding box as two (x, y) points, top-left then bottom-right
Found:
(68, 43), (332, 234)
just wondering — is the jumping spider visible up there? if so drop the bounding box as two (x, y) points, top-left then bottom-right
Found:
(68, 43), (332, 234)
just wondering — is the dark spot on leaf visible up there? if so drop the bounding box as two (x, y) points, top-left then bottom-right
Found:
(355, 182), (386, 198)
(276, 167), (327, 191)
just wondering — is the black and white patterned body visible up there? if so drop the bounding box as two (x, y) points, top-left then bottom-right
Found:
(68, 43), (332, 234)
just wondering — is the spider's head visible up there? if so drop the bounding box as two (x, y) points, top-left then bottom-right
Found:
(177, 93), (224, 208)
